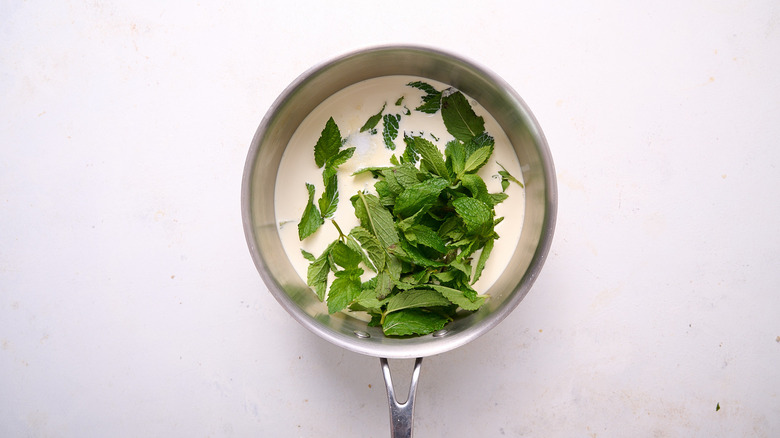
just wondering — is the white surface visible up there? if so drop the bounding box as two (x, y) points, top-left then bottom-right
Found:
(1, 1), (778, 437)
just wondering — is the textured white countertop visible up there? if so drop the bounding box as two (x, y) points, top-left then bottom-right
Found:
(2, 1), (779, 437)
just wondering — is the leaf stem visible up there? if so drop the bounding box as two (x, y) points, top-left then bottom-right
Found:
(332, 219), (347, 241)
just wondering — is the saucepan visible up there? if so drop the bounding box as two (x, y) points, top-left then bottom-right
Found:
(241, 45), (557, 437)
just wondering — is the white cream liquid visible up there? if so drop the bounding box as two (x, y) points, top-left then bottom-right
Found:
(274, 76), (525, 313)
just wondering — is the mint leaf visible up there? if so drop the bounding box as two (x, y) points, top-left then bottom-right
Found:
(407, 81), (438, 96)
(432, 269), (458, 283)
(410, 136), (449, 180)
(352, 165), (389, 178)
(453, 196), (492, 235)
(330, 241), (362, 269)
(429, 284), (485, 311)
(382, 113), (401, 150)
(386, 163), (421, 190)
(385, 289), (451, 314)
(327, 271), (362, 314)
(441, 91), (485, 142)
(298, 182), (324, 240)
(314, 117), (342, 168)
(323, 147), (356, 183)
(465, 132), (494, 157)
(351, 285), (386, 313)
(407, 81), (442, 114)
(489, 192), (509, 205)
(472, 237), (494, 284)
(393, 235), (446, 268)
(373, 270), (394, 299)
(393, 177), (448, 218)
(395, 96), (404, 106)
(463, 146), (492, 174)
(460, 173), (494, 207)
(401, 134), (420, 164)
(349, 226), (386, 272)
(300, 249), (316, 262)
(404, 224), (448, 254)
(307, 242), (335, 301)
(382, 308), (449, 336)
(445, 139), (466, 176)
(497, 162), (524, 190)
(345, 234), (376, 272)
(351, 191), (400, 250)
(318, 174), (339, 219)
(449, 258), (472, 281)
(360, 103), (385, 133)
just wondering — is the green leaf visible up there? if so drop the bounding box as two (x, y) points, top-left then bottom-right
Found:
(349, 226), (386, 272)
(318, 174), (339, 219)
(307, 242), (335, 301)
(323, 147), (356, 184)
(404, 224), (448, 254)
(300, 249), (316, 262)
(314, 117), (342, 168)
(489, 192), (509, 205)
(351, 166), (388, 177)
(465, 132), (495, 157)
(387, 254), (403, 282)
(407, 81), (438, 96)
(407, 81), (442, 114)
(463, 146), (492, 174)
(380, 167), (404, 197)
(360, 103), (385, 133)
(393, 235), (446, 268)
(445, 140), (466, 176)
(330, 240), (362, 269)
(472, 237), (494, 284)
(401, 134), (420, 164)
(429, 284), (486, 311)
(351, 284), (388, 312)
(351, 192), (400, 250)
(409, 268), (431, 285)
(393, 177), (448, 218)
(389, 164), (421, 189)
(343, 234), (375, 272)
(385, 289), (451, 314)
(373, 270), (394, 299)
(395, 96), (404, 106)
(438, 215), (465, 241)
(449, 258), (472, 282)
(432, 269), (458, 283)
(460, 173), (494, 207)
(441, 91), (485, 143)
(298, 182), (324, 240)
(327, 272), (362, 314)
(452, 196), (492, 235)
(382, 309), (449, 336)
(410, 136), (449, 180)
(497, 162), (524, 189)
(375, 180), (396, 207)
(382, 113), (401, 150)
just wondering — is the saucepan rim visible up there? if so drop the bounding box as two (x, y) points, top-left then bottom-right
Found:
(241, 44), (557, 358)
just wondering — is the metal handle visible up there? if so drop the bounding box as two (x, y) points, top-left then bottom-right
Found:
(380, 357), (423, 438)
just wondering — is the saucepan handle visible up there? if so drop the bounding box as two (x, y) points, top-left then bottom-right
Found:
(380, 357), (423, 438)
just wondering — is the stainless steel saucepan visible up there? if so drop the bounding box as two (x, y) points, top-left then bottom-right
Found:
(241, 45), (557, 437)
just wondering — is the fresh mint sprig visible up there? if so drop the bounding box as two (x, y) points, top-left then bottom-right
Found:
(298, 80), (518, 337)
